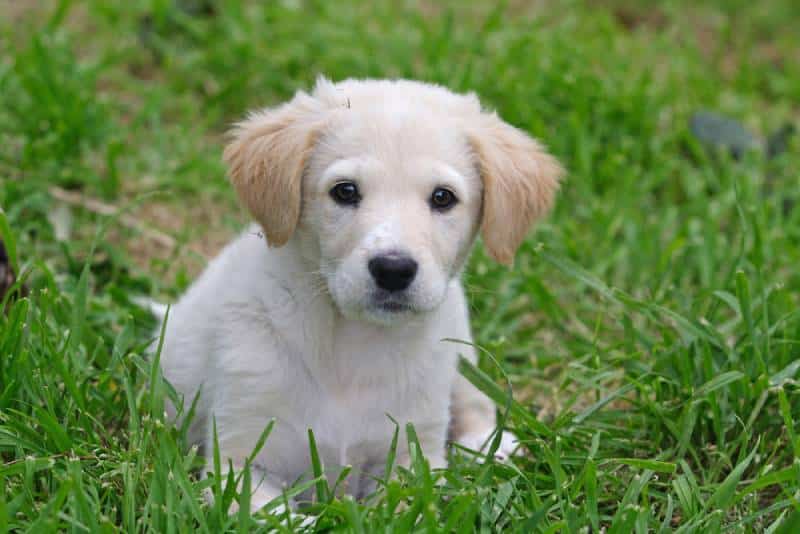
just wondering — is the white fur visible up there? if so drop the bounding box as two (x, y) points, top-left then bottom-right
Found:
(156, 78), (559, 513)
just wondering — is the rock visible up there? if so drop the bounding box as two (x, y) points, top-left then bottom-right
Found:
(689, 111), (795, 161)
(689, 111), (758, 160)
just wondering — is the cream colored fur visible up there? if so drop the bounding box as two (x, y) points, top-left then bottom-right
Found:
(158, 77), (562, 512)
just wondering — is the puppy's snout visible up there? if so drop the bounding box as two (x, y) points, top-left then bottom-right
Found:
(368, 254), (418, 292)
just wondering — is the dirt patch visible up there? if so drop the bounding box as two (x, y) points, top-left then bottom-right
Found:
(0, 0), (45, 23)
(125, 192), (245, 278)
(611, 5), (668, 31)
(48, 185), (244, 281)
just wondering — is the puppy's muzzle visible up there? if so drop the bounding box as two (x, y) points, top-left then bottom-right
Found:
(368, 253), (418, 292)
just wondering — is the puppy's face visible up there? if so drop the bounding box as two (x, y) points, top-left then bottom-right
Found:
(300, 115), (482, 323)
(223, 78), (563, 325)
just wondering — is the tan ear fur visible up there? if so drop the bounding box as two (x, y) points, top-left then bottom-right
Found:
(222, 92), (325, 247)
(468, 114), (563, 265)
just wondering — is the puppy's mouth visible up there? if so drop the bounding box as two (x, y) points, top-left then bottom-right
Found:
(378, 300), (411, 313)
(371, 291), (414, 314)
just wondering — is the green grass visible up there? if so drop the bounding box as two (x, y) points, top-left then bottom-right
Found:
(2, 0), (799, 531)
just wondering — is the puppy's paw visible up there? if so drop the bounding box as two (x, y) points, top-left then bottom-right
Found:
(227, 490), (315, 530)
(204, 481), (290, 517)
(455, 428), (519, 461)
(254, 503), (315, 531)
(249, 485), (285, 514)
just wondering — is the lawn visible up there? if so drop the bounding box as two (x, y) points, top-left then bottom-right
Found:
(1, 0), (799, 531)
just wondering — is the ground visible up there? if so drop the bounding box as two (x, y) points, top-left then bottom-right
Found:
(1, 0), (799, 531)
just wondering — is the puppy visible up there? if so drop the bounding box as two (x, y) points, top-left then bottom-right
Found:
(158, 78), (562, 511)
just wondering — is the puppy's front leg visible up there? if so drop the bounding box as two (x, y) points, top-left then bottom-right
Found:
(398, 424), (448, 474)
(358, 424), (448, 500)
(449, 348), (518, 460)
(205, 461), (285, 514)
(204, 423), (288, 514)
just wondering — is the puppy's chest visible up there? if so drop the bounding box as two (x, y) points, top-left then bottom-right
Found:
(314, 384), (402, 438)
(295, 348), (453, 466)
(305, 362), (428, 436)
(266, 309), (457, 468)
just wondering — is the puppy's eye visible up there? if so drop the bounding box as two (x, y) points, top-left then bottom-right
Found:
(430, 187), (458, 211)
(330, 181), (361, 206)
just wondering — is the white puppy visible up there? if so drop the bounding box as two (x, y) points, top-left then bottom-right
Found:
(158, 77), (562, 511)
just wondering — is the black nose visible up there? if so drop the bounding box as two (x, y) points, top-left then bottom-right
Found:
(368, 254), (418, 292)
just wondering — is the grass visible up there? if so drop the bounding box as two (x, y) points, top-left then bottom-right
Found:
(1, 0), (799, 531)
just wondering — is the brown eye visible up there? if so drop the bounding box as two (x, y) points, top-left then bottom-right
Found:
(430, 187), (457, 211)
(330, 181), (360, 206)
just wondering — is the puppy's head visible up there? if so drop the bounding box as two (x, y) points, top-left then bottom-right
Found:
(224, 78), (562, 325)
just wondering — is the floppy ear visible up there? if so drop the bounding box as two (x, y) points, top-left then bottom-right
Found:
(468, 113), (563, 265)
(223, 92), (325, 247)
